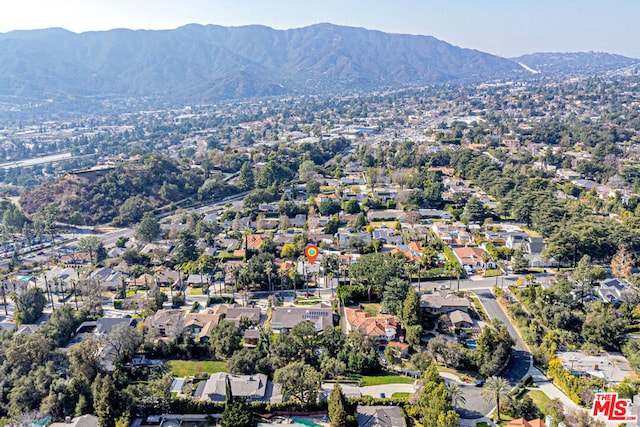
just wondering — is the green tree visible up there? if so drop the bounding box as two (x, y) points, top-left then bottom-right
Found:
(512, 246), (529, 273)
(94, 375), (125, 427)
(323, 213), (341, 235)
(117, 195), (152, 225)
(462, 197), (490, 223)
(102, 323), (143, 364)
(573, 255), (606, 305)
(238, 161), (255, 191)
(173, 230), (199, 264)
(67, 211), (84, 226)
(321, 357), (346, 380)
(274, 361), (322, 403)
(447, 382), (466, 407)
(411, 352), (433, 373)
(475, 319), (514, 377)
(382, 277), (410, 316)
(306, 180), (321, 196)
(481, 376), (510, 421)
(581, 301), (628, 350)
(135, 212), (161, 243)
(328, 384), (349, 427)
(402, 287), (421, 326)
(344, 199), (361, 214)
(405, 324), (424, 349)
(210, 320), (242, 359)
(319, 200), (341, 216)
(78, 236), (104, 264)
(2, 204), (26, 231)
(13, 287), (47, 325)
(220, 399), (252, 427)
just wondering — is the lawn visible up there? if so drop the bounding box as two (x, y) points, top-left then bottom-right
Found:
(189, 287), (204, 296)
(361, 303), (381, 316)
(359, 374), (415, 387)
(391, 392), (410, 399)
(483, 269), (502, 277)
(437, 366), (483, 382)
(526, 390), (551, 413)
(166, 360), (229, 377)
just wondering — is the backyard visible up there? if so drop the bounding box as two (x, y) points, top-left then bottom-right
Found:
(166, 360), (229, 377)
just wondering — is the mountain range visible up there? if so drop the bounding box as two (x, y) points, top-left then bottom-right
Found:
(0, 23), (637, 104)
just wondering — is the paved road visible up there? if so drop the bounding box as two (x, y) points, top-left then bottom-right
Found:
(455, 289), (531, 419)
(456, 286), (531, 419)
(321, 382), (416, 400)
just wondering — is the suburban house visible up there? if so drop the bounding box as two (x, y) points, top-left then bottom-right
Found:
(506, 418), (549, 427)
(420, 291), (470, 315)
(185, 274), (208, 287)
(338, 231), (372, 249)
(270, 304), (333, 333)
(39, 266), (80, 291)
(89, 267), (126, 291)
(344, 308), (399, 344)
(452, 247), (495, 273)
(357, 405), (407, 427)
(372, 228), (403, 245)
(155, 267), (182, 289)
(431, 222), (472, 246)
(391, 242), (423, 262)
(183, 309), (219, 343)
(449, 310), (473, 329)
(144, 309), (184, 338)
(211, 304), (261, 326)
(597, 278), (637, 304)
(243, 329), (260, 347)
(367, 210), (406, 222)
(200, 372), (274, 403)
(386, 341), (410, 359)
(50, 415), (99, 427)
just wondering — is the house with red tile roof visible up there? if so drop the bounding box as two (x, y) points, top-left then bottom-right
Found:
(245, 234), (266, 250)
(451, 247), (496, 273)
(344, 307), (399, 344)
(391, 241), (423, 262)
(506, 419), (548, 427)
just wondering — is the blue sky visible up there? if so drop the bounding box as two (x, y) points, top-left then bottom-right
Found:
(2, 0), (639, 58)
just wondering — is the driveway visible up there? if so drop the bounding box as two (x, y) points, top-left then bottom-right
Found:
(320, 382), (416, 400)
(453, 290), (532, 419)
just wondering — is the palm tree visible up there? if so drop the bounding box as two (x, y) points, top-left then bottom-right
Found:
(265, 262), (273, 295)
(446, 382), (466, 407)
(480, 376), (510, 421)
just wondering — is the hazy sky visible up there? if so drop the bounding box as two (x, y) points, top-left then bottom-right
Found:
(2, 0), (639, 58)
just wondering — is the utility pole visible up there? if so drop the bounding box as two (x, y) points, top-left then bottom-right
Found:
(72, 281), (79, 311)
(1, 282), (7, 316)
(44, 275), (54, 311)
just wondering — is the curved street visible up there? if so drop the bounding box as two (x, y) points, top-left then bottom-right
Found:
(455, 287), (532, 419)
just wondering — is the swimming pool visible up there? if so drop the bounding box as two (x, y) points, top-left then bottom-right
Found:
(466, 339), (477, 349)
(291, 418), (324, 427)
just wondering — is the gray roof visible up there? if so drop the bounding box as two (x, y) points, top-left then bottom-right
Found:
(271, 304), (333, 331)
(357, 405), (407, 427)
(200, 372), (268, 402)
(420, 291), (469, 312)
(449, 310), (472, 326)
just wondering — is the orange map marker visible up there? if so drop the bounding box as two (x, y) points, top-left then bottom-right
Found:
(304, 245), (319, 264)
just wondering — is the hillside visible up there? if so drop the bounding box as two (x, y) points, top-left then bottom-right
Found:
(19, 156), (203, 225)
(0, 23), (525, 103)
(513, 52), (639, 77)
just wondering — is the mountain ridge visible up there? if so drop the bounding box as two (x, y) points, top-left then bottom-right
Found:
(0, 23), (636, 105)
(0, 23), (524, 102)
